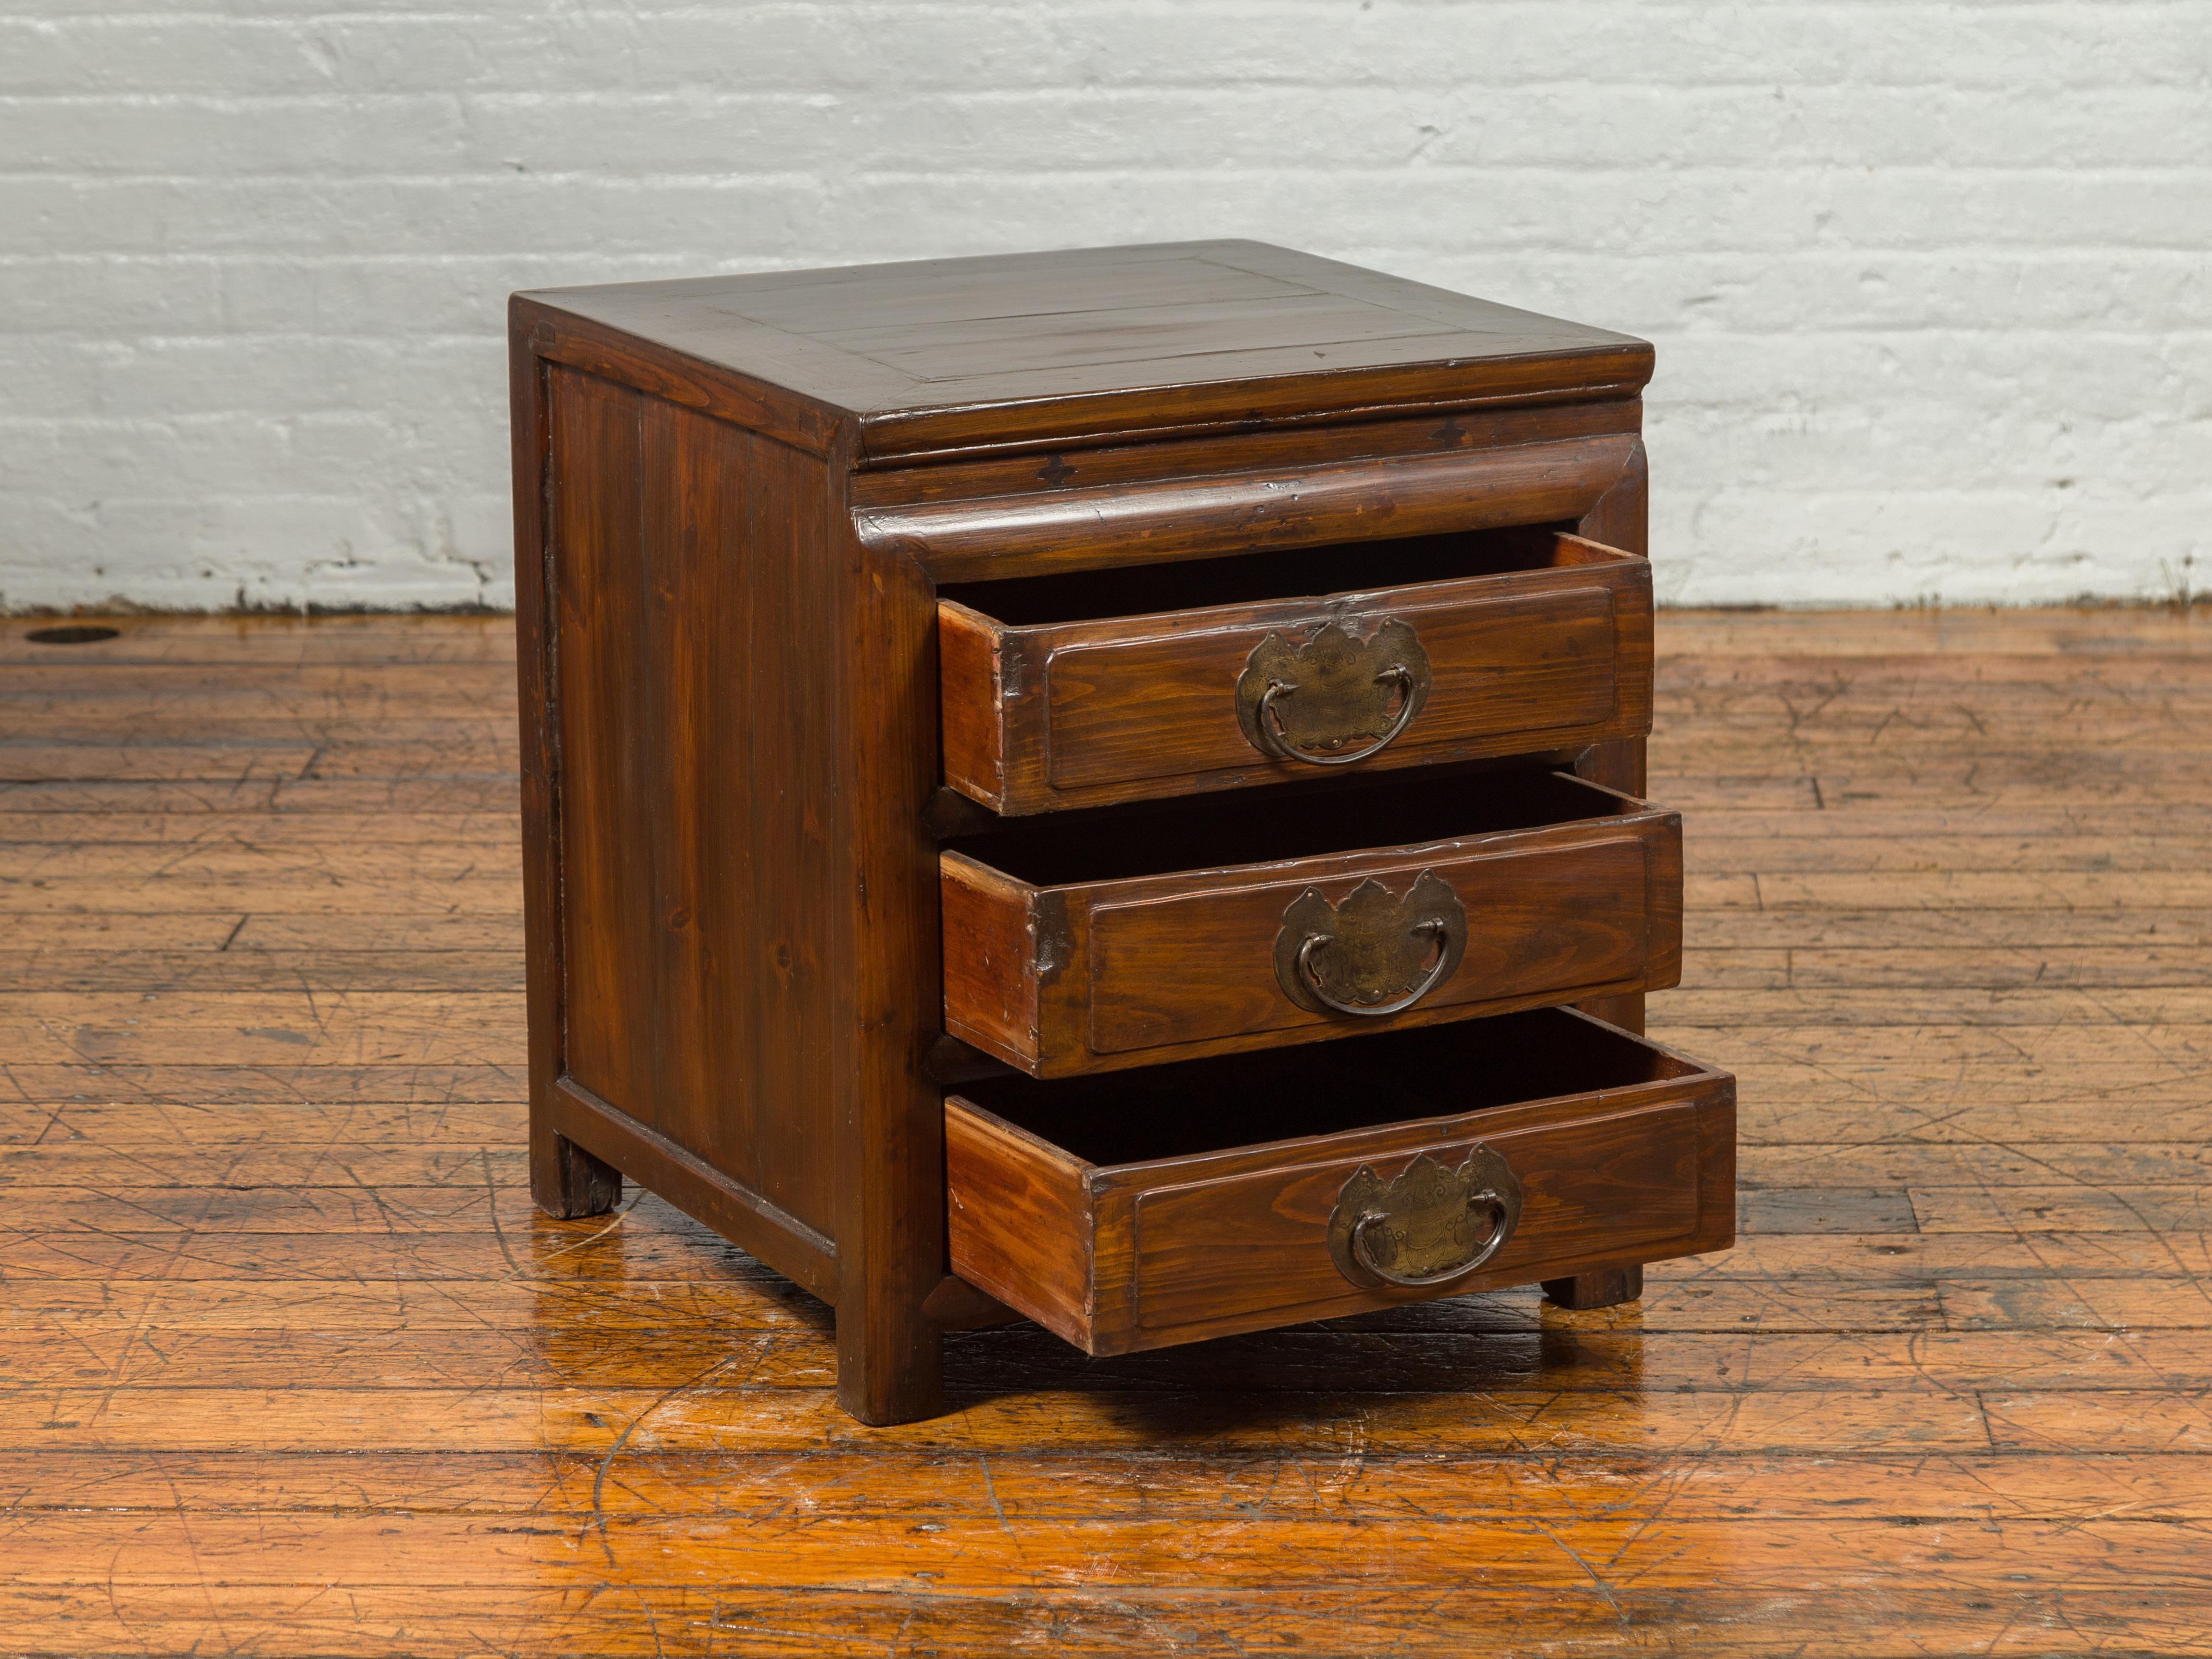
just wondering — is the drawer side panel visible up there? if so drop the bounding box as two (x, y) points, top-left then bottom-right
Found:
(945, 1105), (1094, 1347)
(941, 855), (1043, 1068)
(938, 602), (1006, 809)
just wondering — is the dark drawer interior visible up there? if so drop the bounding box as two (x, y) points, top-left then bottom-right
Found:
(939, 522), (1579, 627)
(956, 1005), (1691, 1166)
(945, 765), (1636, 888)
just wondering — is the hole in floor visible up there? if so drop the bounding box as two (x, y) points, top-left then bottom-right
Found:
(26, 626), (121, 645)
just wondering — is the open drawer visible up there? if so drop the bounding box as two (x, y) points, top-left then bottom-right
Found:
(946, 1006), (1734, 1355)
(943, 769), (1680, 1078)
(938, 526), (1653, 815)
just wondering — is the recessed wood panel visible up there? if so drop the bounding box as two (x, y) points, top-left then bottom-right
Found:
(1085, 835), (1653, 1056)
(1130, 1104), (1701, 1340)
(1044, 584), (1618, 791)
(549, 366), (652, 1119)
(545, 366), (835, 1240)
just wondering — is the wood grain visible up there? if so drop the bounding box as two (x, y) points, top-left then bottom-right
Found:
(3, 605), (2208, 1656)
(941, 1102), (1095, 1347)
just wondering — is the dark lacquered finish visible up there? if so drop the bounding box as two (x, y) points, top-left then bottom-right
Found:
(511, 241), (1726, 1425)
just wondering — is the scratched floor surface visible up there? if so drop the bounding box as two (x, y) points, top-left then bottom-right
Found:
(3, 609), (2209, 1656)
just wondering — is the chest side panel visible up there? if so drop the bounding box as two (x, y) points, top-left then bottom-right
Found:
(545, 363), (838, 1240)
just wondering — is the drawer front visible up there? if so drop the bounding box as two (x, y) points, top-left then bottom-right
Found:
(940, 778), (1682, 1079)
(1129, 1104), (1698, 1344)
(941, 535), (1652, 815)
(1087, 832), (1659, 1057)
(943, 1008), (1736, 1356)
(1045, 580), (1619, 792)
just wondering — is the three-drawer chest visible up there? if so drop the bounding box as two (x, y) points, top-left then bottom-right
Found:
(509, 242), (1736, 1425)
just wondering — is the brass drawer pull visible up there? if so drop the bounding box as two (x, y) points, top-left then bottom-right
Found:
(1274, 871), (1467, 1018)
(1236, 618), (1432, 766)
(1328, 1146), (1524, 1289)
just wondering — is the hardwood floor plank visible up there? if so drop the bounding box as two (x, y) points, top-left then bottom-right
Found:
(1686, 869), (2212, 908)
(0, 811), (523, 845)
(0, 744), (320, 783)
(0, 877), (522, 916)
(1687, 946), (2212, 992)
(0, 615), (515, 666)
(8, 1324), (2210, 1394)
(0, 777), (522, 813)
(1670, 986), (2212, 1023)
(1647, 1022), (2208, 1064)
(0, 1063), (527, 1107)
(14, 829), (2198, 877)
(1741, 1143), (2212, 1187)
(1689, 833), (2212, 871)
(1685, 806), (2212, 835)
(1912, 1185), (2212, 1233)
(4, 1222), (2203, 1283)
(6, 1448), (2207, 1522)
(0, 949), (531, 993)
(24, 1134), (2207, 1196)
(7, 1510), (2209, 1593)
(4, 1583), (2204, 1659)
(0, 844), (519, 881)
(34, 1087), (2203, 1154)
(1670, 1058), (2210, 1102)
(1740, 1099), (2212, 1145)
(0, 1273), (1951, 1335)
(0, 1100), (529, 1146)
(5, 1383), (2006, 1455)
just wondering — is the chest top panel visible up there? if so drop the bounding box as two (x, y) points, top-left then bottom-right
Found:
(517, 241), (1652, 464)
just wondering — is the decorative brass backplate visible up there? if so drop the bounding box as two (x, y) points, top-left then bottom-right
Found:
(1235, 617), (1432, 766)
(1274, 870), (1468, 1018)
(1328, 1145), (1524, 1290)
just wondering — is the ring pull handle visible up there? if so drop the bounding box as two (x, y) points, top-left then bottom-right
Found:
(1236, 618), (1432, 767)
(1274, 871), (1468, 1019)
(1254, 665), (1419, 767)
(1328, 1146), (1525, 1291)
(1295, 918), (1453, 1017)
(1351, 1191), (1514, 1286)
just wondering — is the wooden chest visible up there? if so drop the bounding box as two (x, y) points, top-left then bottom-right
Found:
(509, 242), (1735, 1424)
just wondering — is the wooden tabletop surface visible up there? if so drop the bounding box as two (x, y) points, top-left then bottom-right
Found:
(520, 242), (1653, 460)
(3, 605), (2208, 1656)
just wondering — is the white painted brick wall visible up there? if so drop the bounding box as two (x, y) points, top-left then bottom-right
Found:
(3, 1), (2206, 611)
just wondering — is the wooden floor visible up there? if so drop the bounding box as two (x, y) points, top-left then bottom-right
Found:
(4, 607), (2209, 1657)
